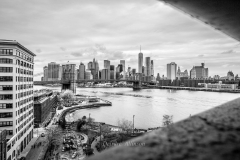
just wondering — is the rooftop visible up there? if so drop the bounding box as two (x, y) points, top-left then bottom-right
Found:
(0, 39), (36, 56)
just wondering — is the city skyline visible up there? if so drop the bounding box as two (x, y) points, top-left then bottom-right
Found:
(1, 0), (240, 80)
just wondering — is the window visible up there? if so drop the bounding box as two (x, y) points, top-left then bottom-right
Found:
(0, 58), (13, 64)
(0, 112), (13, 118)
(0, 103), (13, 109)
(0, 94), (13, 100)
(0, 121), (13, 127)
(0, 76), (13, 81)
(0, 67), (13, 73)
(0, 49), (13, 55)
(0, 85), (13, 91)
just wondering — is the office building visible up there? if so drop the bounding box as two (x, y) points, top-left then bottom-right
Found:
(190, 63), (208, 79)
(43, 66), (48, 81)
(33, 90), (57, 127)
(48, 62), (60, 81)
(104, 60), (110, 80)
(110, 65), (115, 80)
(227, 71), (234, 80)
(0, 40), (35, 160)
(145, 57), (151, 76)
(85, 70), (93, 80)
(132, 69), (136, 75)
(120, 60), (125, 79)
(142, 66), (145, 76)
(176, 67), (188, 79)
(92, 58), (99, 79)
(101, 69), (109, 80)
(58, 65), (62, 80)
(0, 130), (7, 160)
(167, 62), (177, 81)
(150, 60), (154, 76)
(79, 63), (85, 80)
(138, 52), (143, 74)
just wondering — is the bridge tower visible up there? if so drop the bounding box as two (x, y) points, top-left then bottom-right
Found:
(61, 63), (77, 93)
(133, 73), (142, 90)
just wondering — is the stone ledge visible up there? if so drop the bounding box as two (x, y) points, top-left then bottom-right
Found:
(87, 97), (240, 160)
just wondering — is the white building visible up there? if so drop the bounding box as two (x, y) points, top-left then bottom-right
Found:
(0, 40), (35, 160)
(198, 81), (238, 90)
(167, 62), (177, 81)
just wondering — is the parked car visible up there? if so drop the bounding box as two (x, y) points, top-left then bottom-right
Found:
(72, 152), (77, 158)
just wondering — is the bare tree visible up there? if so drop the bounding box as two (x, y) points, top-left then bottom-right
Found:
(117, 119), (133, 134)
(60, 90), (74, 106)
(162, 115), (173, 127)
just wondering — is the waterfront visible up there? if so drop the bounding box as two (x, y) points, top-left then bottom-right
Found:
(34, 85), (240, 129)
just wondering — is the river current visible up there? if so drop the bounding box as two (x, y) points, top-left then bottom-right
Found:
(34, 86), (240, 129)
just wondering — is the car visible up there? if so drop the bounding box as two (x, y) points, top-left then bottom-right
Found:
(62, 147), (65, 152)
(72, 152), (77, 158)
(41, 133), (45, 137)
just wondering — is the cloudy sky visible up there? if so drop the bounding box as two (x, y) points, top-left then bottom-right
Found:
(1, 0), (239, 80)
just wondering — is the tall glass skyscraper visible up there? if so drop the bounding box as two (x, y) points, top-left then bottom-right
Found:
(138, 52), (143, 74)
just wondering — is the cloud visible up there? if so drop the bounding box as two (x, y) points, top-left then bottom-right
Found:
(197, 54), (204, 57)
(221, 49), (236, 54)
(0, 0), (240, 80)
(36, 49), (42, 53)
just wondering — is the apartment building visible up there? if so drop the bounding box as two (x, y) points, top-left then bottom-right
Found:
(0, 40), (35, 160)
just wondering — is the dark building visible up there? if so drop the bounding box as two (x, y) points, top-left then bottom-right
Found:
(0, 130), (7, 160)
(34, 90), (58, 127)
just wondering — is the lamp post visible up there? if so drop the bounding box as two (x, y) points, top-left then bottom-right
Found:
(133, 115), (135, 135)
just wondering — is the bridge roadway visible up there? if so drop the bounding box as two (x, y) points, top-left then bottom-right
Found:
(34, 80), (156, 85)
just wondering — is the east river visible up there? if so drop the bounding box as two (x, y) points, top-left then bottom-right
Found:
(34, 86), (240, 129)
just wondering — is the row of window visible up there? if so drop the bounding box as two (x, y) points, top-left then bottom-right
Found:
(16, 76), (33, 82)
(16, 50), (34, 63)
(17, 84), (33, 90)
(17, 68), (33, 75)
(18, 97), (33, 107)
(0, 49), (13, 55)
(0, 58), (13, 64)
(17, 59), (33, 69)
(18, 112), (33, 132)
(0, 103), (12, 109)
(0, 67), (13, 73)
(0, 94), (12, 100)
(17, 91), (33, 99)
(0, 121), (13, 127)
(0, 85), (12, 91)
(0, 76), (12, 81)
(17, 103), (33, 116)
(0, 112), (13, 118)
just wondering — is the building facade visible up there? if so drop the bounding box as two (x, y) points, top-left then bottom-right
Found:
(167, 62), (177, 81)
(227, 71), (234, 80)
(176, 67), (188, 79)
(47, 62), (60, 81)
(138, 52), (143, 74)
(79, 63), (85, 80)
(110, 65), (115, 80)
(0, 40), (35, 160)
(190, 63), (208, 79)
(104, 60), (110, 80)
(120, 60), (125, 79)
(150, 60), (154, 76)
(0, 130), (7, 160)
(43, 66), (48, 81)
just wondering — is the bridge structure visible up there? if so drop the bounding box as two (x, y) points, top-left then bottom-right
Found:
(34, 79), (157, 91)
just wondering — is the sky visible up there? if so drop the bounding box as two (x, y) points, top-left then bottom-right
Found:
(0, 0), (239, 81)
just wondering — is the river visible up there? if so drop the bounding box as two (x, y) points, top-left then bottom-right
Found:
(34, 86), (240, 129)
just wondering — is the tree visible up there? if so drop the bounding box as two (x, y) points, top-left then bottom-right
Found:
(101, 125), (111, 136)
(117, 119), (133, 134)
(76, 119), (86, 131)
(60, 90), (74, 106)
(82, 116), (87, 121)
(162, 115), (173, 127)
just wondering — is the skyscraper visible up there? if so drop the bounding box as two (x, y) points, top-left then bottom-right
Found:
(110, 65), (115, 80)
(79, 63), (85, 80)
(190, 63), (208, 79)
(0, 40), (35, 159)
(48, 62), (60, 81)
(167, 62), (177, 81)
(43, 66), (48, 81)
(58, 65), (62, 80)
(150, 60), (154, 76)
(138, 50), (143, 74)
(145, 57), (151, 76)
(120, 60), (125, 79)
(104, 60), (110, 80)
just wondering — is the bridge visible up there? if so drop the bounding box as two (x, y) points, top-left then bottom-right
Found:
(34, 79), (157, 92)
